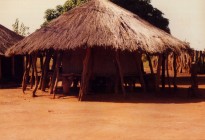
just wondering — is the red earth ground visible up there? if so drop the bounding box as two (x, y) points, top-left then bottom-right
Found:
(0, 74), (205, 140)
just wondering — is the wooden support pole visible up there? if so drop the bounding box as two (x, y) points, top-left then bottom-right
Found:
(79, 48), (92, 101)
(40, 51), (52, 91)
(147, 53), (154, 74)
(0, 57), (2, 80)
(136, 53), (146, 92)
(32, 53), (39, 97)
(155, 54), (162, 91)
(115, 50), (126, 96)
(161, 53), (166, 90)
(53, 53), (62, 99)
(49, 53), (58, 95)
(173, 53), (177, 90)
(166, 53), (171, 89)
(30, 65), (34, 89)
(22, 55), (32, 93)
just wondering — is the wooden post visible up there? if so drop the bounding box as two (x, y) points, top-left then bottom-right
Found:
(115, 50), (126, 96)
(0, 57), (2, 80)
(49, 53), (58, 95)
(155, 54), (162, 91)
(166, 53), (171, 88)
(136, 53), (146, 92)
(30, 65), (34, 89)
(173, 53), (177, 90)
(53, 53), (62, 99)
(22, 55), (32, 93)
(32, 53), (39, 97)
(79, 48), (92, 101)
(147, 53), (154, 74)
(161, 53), (166, 90)
(40, 51), (52, 91)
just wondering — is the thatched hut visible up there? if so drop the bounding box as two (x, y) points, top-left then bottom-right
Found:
(0, 24), (24, 84)
(6, 0), (190, 100)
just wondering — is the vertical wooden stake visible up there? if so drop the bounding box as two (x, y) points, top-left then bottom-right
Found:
(166, 53), (171, 89)
(49, 53), (58, 95)
(155, 54), (162, 91)
(30, 65), (34, 89)
(0, 57), (2, 80)
(136, 53), (146, 92)
(53, 53), (62, 99)
(173, 53), (177, 90)
(115, 50), (126, 96)
(79, 48), (92, 101)
(22, 55), (32, 93)
(40, 52), (52, 91)
(161, 53), (166, 90)
(32, 53), (39, 97)
(147, 53), (154, 74)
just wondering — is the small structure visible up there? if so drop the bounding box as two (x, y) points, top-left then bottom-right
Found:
(6, 0), (190, 100)
(0, 24), (24, 84)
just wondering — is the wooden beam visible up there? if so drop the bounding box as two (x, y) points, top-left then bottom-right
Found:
(32, 53), (39, 97)
(115, 50), (126, 96)
(79, 48), (92, 101)
(155, 54), (162, 91)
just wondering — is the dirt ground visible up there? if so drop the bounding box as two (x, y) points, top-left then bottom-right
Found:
(0, 85), (205, 140)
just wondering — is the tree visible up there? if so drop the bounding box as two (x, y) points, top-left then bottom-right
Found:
(42, 0), (87, 26)
(12, 18), (30, 36)
(111, 0), (170, 33)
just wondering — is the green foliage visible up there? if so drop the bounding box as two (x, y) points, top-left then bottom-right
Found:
(12, 18), (30, 36)
(42, 0), (87, 26)
(111, 0), (170, 33)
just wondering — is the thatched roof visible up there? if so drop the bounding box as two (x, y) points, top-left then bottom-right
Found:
(6, 0), (190, 56)
(0, 24), (23, 55)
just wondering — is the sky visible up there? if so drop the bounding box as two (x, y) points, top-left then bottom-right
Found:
(0, 0), (204, 50)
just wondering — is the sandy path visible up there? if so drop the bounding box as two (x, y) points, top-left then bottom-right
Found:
(0, 88), (205, 140)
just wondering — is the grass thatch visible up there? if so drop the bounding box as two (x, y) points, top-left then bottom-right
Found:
(6, 0), (190, 56)
(0, 24), (23, 55)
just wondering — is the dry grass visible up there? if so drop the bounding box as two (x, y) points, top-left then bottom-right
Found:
(6, 0), (190, 56)
(0, 24), (23, 55)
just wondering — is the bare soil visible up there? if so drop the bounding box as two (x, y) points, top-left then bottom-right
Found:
(1, 73), (205, 140)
